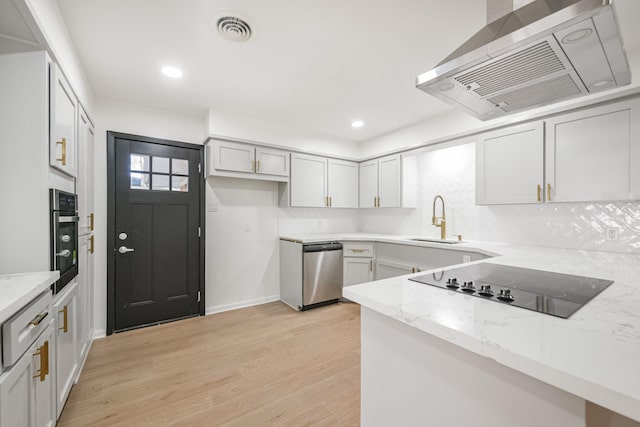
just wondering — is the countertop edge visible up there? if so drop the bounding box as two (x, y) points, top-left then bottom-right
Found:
(0, 271), (59, 325)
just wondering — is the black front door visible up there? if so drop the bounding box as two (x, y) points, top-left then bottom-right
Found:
(108, 132), (204, 333)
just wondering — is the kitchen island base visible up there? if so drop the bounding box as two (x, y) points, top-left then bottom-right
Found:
(361, 307), (586, 427)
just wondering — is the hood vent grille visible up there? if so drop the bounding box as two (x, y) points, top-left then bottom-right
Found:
(416, 0), (631, 120)
(455, 41), (565, 97)
(489, 74), (581, 112)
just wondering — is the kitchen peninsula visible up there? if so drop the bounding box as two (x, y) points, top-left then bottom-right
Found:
(342, 239), (640, 427)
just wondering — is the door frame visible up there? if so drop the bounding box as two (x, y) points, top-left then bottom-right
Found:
(106, 131), (206, 335)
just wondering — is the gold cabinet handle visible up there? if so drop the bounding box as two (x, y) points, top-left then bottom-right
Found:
(537, 184), (541, 202)
(547, 183), (552, 201)
(89, 235), (95, 254)
(89, 213), (94, 231)
(351, 249), (367, 253)
(56, 137), (67, 165)
(58, 305), (68, 333)
(250, 160), (255, 172)
(256, 160), (260, 172)
(373, 196), (376, 207)
(32, 341), (49, 382)
(329, 196), (332, 207)
(377, 196), (381, 207)
(29, 311), (49, 327)
(369, 259), (373, 271)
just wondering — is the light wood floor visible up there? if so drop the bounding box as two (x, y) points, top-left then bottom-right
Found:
(58, 302), (361, 426)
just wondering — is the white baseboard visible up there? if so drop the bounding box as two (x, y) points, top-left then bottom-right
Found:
(93, 329), (106, 339)
(206, 295), (280, 315)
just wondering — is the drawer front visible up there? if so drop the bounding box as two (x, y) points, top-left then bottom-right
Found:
(342, 242), (374, 258)
(2, 290), (52, 367)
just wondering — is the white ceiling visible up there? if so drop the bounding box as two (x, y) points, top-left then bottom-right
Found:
(57, 0), (640, 142)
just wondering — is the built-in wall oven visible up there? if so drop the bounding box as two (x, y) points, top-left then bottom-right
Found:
(50, 189), (79, 294)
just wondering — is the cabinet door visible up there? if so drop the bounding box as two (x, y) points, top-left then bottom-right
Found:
(476, 122), (544, 205)
(212, 140), (255, 173)
(375, 259), (414, 280)
(545, 99), (640, 202)
(33, 324), (55, 427)
(53, 283), (78, 418)
(77, 108), (95, 235)
(343, 258), (373, 286)
(50, 63), (78, 177)
(359, 159), (378, 208)
(77, 235), (90, 364)
(378, 154), (401, 208)
(290, 153), (327, 207)
(0, 340), (35, 427)
(328, 159), (358, 208)
(255, 147), (289, 177)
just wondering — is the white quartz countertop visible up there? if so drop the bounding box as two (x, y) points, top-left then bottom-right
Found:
(279, 233), (500, 257)
(0, 271), (58, 325)
(333, 237), (640, 422)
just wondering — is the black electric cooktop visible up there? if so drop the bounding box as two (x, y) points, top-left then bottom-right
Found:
(408, 263), (613, 319)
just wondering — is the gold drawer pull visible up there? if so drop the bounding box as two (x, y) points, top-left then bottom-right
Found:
(58, 305), (68, 333)
(89, 235), (95, 254)
(537, 184), (541, 202)
(369, 260), (373, 271)
(547, 183), (552, 201)
(329, 196), (332, 207)
(350, 249), (367, 253)
(89, 213), (94, 231)
(29, 311), (49, 327)
(32, 341), (49, 382)
(257, 160), (260, 172)
(56, 138), (67, 165)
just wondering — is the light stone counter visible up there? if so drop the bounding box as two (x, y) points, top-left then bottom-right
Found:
(0, 271), (59, 325)
(322, 236), (640, 424)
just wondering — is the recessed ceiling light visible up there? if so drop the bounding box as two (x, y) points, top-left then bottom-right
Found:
(161, 66), (183, 78)
(351, 120), (364, 128)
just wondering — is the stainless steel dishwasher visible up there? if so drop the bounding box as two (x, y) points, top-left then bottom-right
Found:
(279, 240), (343, 311)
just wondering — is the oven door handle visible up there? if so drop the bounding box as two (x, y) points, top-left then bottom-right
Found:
(57, 216), (79, 223)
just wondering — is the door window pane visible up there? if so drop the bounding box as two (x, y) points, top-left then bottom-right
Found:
(171, 176), (189, 192)
(152, 174), (170, 191)
(152, 157), (170, 173)
(130, 172), (150, 190)
(172, 159), (188, 175)
(130, 154), (150, 171)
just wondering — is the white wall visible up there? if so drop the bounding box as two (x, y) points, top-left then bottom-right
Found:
(208, 109), (360, 159)
(359, 138), (640, 254)
(25, 0), (93, 111)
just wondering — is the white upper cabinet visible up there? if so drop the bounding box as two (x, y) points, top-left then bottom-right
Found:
(206, 139), (289, 182)
(359, 160), (378, 208)
(476, 122), (544, 205)
(290, 153), (327, 207)
(327, 159), (358, 208)
(212, 140), (255, 173)
(289, 154), (358, 208)
(255, 146), (289, 177)
(49, 63), (78, 177)
(378, 154), (401, 207)
(359, 154), (410, 208)
(545, 98), (640, 203)
(77, 107), (95, 236)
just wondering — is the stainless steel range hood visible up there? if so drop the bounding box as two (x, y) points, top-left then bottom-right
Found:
(416, 0), (631, 120)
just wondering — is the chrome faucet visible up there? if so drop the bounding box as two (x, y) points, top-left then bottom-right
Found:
(432, 195), (446, 240)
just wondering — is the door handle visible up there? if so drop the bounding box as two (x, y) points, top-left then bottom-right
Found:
(118, 246), (135, 254)
(56, 249), (71, 258)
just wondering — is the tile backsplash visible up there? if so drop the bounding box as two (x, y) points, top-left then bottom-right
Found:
(278, 207), (359, 236)
(358, 142), (640, 254)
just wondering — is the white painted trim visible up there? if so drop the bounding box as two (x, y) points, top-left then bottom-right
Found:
(92, 329), (106, 339)
(205, 295), (280, 315)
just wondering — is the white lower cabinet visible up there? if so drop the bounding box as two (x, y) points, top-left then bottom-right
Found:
(77, 234), (94, 367)
(375, 259), (415, 280)
(53, 282), (79, 419)
(0, 322), (55, 427)
(343, 258), (374, 286)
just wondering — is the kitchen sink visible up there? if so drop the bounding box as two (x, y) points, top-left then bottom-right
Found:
(409, 238), (462, 245)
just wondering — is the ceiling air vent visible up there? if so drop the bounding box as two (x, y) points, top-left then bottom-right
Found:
(216, 16), (252, 42)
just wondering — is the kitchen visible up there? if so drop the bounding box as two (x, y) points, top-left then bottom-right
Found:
(0, 0), (639, 426)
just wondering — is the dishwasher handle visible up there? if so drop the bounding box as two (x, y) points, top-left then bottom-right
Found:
(303, 242), (343, 253)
